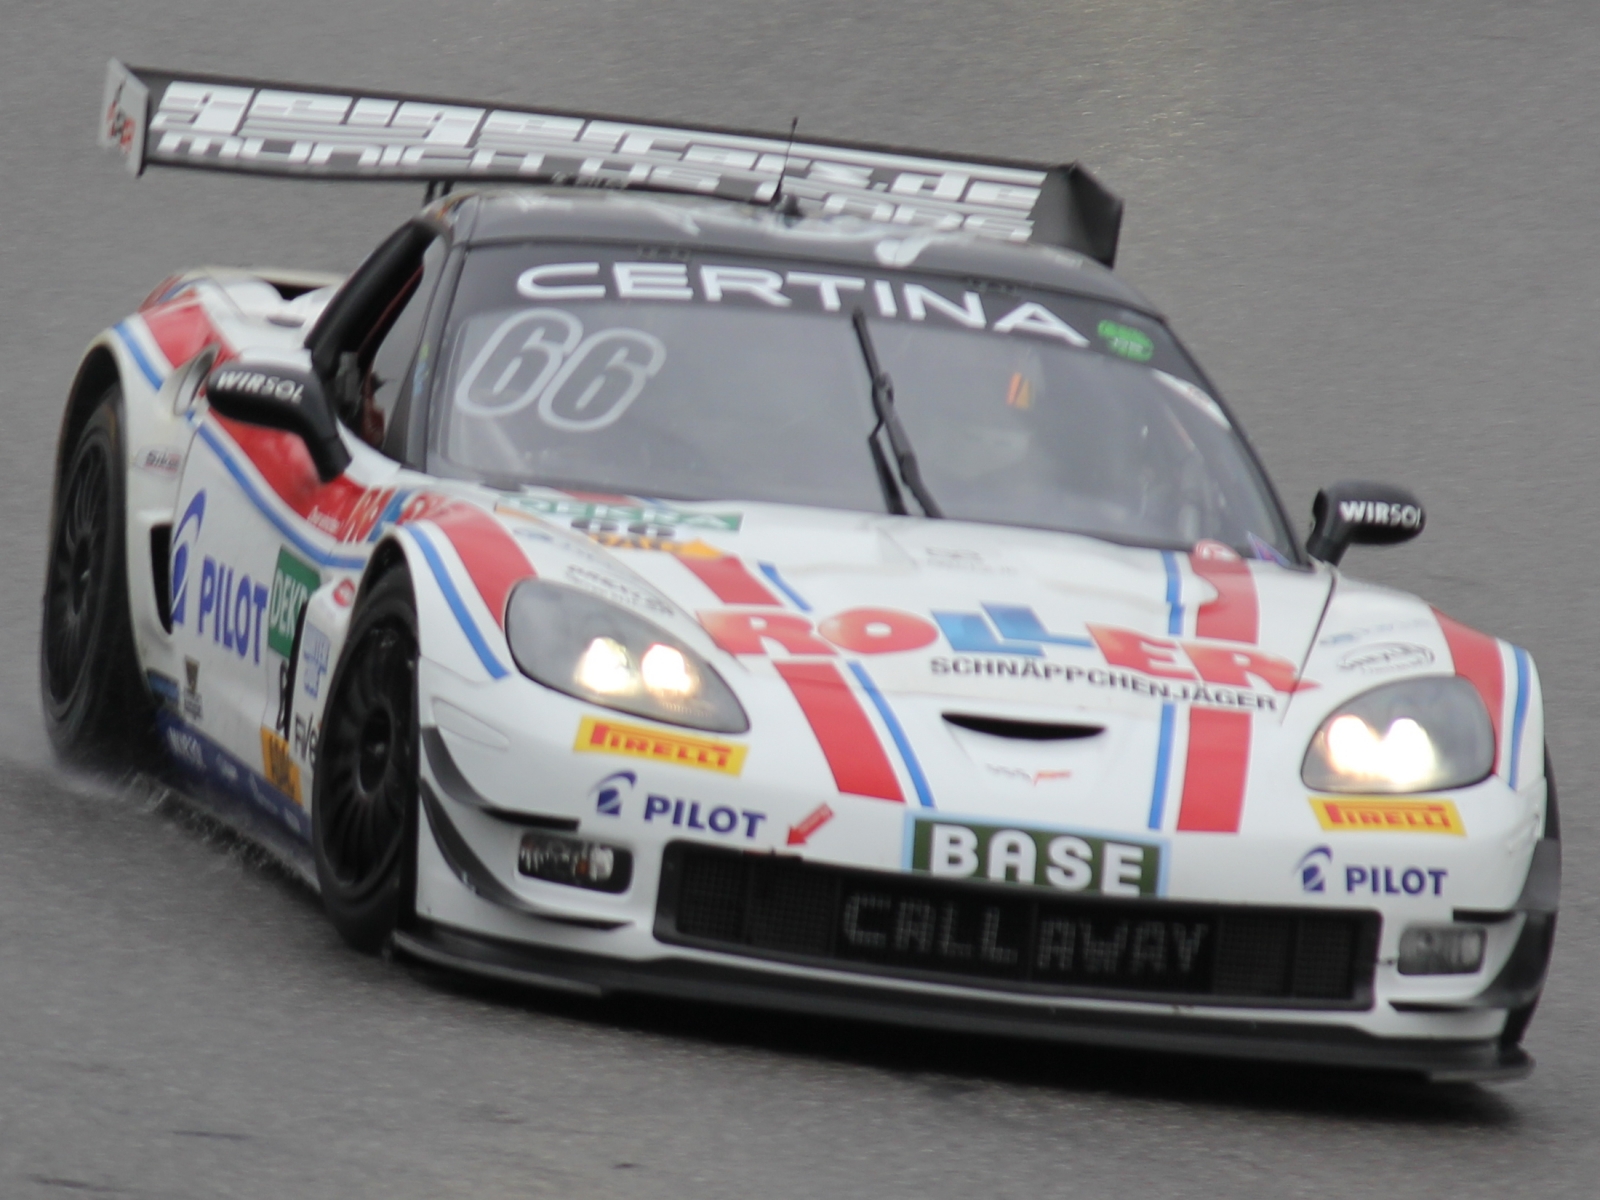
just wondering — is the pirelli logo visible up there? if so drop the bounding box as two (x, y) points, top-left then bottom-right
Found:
(1308, 797), (1465, 836)
(575, 717), (746, 776)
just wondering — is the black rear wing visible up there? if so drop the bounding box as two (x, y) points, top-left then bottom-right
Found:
(99, 60), (1122, 267)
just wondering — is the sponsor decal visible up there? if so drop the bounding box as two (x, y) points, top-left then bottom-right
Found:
(500, 494), (742, 534)
(1295, 843), (1447, 896)
(146, 670), (181, 711)
(910, 818), (1161, 897)
(984, 765), (1072, 785)
(590, 770), (636, 816)
(261, 727), (302, 805)
(165, 724), (206, 769)
(1337, 642), (1434, 674)
(1296, 845), (1331, 893)
(700, 600), (1310, 711)
(332, 579), (356, 607)
(143, 78), (1048, 241)
(1097, 320), (1153, 362)
(267, 548), (320, 658)
(169, 490), (206, 626)
(565, 564), (676, 617)
(932, 656), (1280, 710)
(291, 713), (320, 769)
(180, 555), (270, 662)
(209, 368), (305, 404)
(643, 794), (767, 839)
(1338, 499), (1423, 530)
(300, 624), (331, 699)
(134, 446), (183, 476)
(786, 803), (834, 846)
(1309, 797), (1465, 835)
(182, 657), (203, 720)
(574, 716), (746, 775)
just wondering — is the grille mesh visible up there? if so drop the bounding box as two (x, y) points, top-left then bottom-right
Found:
(662, 845), (1375, 1007)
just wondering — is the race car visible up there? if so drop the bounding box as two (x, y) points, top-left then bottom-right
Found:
(48, 60), (1557, 1082)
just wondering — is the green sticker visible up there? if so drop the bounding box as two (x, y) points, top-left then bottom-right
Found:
(267, 548), (321, 658)
(910, 817), (1161, 897)
(1097, 320), (1154, 363)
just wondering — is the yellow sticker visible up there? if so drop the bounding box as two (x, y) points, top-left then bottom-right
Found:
(1308, 797), (1464, 835)
(574, 717), (746, 775)
(586, 532), (724, 558)
(261, 727), (303, 807)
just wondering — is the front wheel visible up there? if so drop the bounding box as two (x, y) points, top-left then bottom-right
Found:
(40, 389), (156, 767)
(313, 566), (420, 952)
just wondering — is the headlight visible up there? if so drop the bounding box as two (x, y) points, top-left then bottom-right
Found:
(505, 580), (748, 733)
(1302, 676), (1493, 793)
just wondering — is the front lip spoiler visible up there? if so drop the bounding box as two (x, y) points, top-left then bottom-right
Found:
(391, 919), (1532, 1083)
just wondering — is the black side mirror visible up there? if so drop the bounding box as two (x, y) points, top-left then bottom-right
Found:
(205, 354), (352, 482)
(1306, 481), (1425, 565)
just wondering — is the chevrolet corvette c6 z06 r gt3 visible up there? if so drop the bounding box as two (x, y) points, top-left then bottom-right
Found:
(44, 61), (1558, 1082)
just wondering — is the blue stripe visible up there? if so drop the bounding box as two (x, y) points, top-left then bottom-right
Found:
(758, 562), (811, 611)
(113, 322), (165, 390)
(847, 662), (934, 808)
(1162, 550), (1183, 635)
(405, 527), (509, 679)
(1509, 646), (1531, 788)
(1147, 702), (1176, 830)
(195, 424), (367, 571)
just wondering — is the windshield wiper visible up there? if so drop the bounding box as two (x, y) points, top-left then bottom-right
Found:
(850, 308), (942, 518)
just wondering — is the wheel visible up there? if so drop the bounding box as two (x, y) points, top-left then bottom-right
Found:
(40, 387), (156, 767)
(312, 565), (419, 951)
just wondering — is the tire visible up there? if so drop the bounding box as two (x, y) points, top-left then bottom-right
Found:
(40, 388), (157, 767)
(312, 565), (419, 951)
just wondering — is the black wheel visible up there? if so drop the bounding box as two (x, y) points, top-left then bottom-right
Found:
(40, 388), (156, 766)
(313, 566), (419, 951)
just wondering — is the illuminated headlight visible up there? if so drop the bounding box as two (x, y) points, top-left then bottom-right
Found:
(1398, 925), (1486, 975)
(1302, 677), (1493, 793)
(505, 580), (748, 733)
(517, 831), (633, 893)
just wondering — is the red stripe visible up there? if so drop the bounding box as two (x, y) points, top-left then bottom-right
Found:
(1176, 709), (1253, 831)
(775, 661), (903, 802)
(1189, 541), (1258, 642)
(430, 505), (535, 627)
(143, 300), (227, 368)
(1175, 541), (1258, 833)
(678, 555), (781, 605)
(1434, 610), (1505, 771)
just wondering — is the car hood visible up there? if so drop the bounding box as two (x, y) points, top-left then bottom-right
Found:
(490, 491), (1335, 720)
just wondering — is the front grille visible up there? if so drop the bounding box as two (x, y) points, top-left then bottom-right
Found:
(657, 845), (1378, 1009)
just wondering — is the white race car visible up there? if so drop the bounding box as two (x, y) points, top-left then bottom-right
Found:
(49, 62), (1557, 1081)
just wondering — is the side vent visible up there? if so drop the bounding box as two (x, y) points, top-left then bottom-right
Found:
(942, 713), (1103, 741)
(150, 524), (172, 633)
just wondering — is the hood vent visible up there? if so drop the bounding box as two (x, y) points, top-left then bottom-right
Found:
(942, 713), (1104, 741)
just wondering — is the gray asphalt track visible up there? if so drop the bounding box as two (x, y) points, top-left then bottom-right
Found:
(3, 2), (1598, 1195)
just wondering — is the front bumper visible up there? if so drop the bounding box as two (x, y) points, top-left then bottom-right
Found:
(391, 919), (1532, 1082)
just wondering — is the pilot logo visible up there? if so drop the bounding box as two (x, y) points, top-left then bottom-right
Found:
(1297, 845), (1332, 893)
(169, 490), (206, 626)
(590, 770), (637, 816)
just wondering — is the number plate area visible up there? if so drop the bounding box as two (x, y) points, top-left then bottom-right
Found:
(657, 844), (1378, 1009)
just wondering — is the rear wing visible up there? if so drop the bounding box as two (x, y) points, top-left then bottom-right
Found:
(98, 60), (1122, 267)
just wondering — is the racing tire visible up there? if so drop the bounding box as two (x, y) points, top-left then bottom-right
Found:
(313, 565), (419, 952)
(40, 388), (157, 768)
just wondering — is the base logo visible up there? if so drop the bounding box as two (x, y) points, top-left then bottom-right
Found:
(574, 717), (746, 776)
(910, 818), (1161, 897)
(1309, 797), (1464, 835)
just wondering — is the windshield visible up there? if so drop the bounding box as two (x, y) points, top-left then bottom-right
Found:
(429, 244), (1296, 558)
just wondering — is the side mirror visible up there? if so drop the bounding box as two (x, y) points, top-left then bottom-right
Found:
(1306, 481), (1425, 565)
(205, 352), (352, 482)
